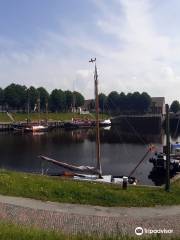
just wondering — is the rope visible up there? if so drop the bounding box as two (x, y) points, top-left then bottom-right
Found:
(128, 147), (153, 177)
(107, 97), (148, 146)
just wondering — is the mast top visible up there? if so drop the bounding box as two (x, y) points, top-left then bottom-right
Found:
(89, 58), (96, 63)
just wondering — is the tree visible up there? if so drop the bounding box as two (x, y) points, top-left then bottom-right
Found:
(28, 86), (39, 111)
(64, 90), (73, 111)
(118, 92), (126, 112)
(98, 93), (107, 112)
(49, 89), (66, 112)
(140, 92), (151, 112)
(4, 83), (27, 110)
(107, 91), (119, 112)
(58, 89), (66, 111)
(73, 91), (84, 107)
(131, 92), (141, 112)
(0, 88), (4, 108)
(37, 87), (49, 111)
(170, 100), (180, 113)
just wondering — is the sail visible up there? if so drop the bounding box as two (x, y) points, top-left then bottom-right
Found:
(40, 155), (101, 174)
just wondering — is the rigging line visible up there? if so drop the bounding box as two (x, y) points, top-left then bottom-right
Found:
(107, 97), (148, 146)
(105, 101), (134, 160)
(128, 147), (151, 177)
(124, 117), (148, 146)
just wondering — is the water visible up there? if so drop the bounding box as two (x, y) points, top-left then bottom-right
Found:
(0, 126), (175, 185)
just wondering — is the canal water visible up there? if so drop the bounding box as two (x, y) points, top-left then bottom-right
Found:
(0, 126), (178, 185)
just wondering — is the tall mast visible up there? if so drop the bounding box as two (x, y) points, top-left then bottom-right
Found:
(89, 58), (102, 178)
(27, 89), (30, 123)
(37, 92), (40, 124)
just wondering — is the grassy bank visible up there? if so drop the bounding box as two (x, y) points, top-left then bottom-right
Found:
(0, 170), (180, 207)
(0, 113), (11, 122)
(0, 112), (109, 122)
(0, 222), (178, 240)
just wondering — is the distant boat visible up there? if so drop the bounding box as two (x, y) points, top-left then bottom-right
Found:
(99, 119), (111, 127)
(64, 118), (95, 129)
(40, 59), (137, 185)
(13, 92), (49, 133)
(24, 124), (49, 132)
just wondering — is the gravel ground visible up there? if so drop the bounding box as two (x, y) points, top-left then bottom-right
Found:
(0, 195), (179, 236)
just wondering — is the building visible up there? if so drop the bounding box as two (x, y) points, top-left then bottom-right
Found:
(81, 99), (94, 111)
(149, 97), (165, 115)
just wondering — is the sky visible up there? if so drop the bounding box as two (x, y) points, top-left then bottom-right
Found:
(0, 0), (180, 103)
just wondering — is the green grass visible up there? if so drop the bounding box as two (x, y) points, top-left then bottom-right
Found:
(0, 222), (178, 240)
(0, 113), (11, 122)
(0, 112), (109, 122)
(0, 170), (180, 207)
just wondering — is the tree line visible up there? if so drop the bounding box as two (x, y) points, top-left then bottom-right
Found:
(0, 84), (84, 112)
(0, 83), (154, 113)
(98, 91), (152, 114)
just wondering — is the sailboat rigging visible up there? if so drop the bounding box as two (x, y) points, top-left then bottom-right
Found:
(40, 59), (136, 184)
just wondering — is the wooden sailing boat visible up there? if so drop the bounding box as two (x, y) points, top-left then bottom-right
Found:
(25, 92), (49, 132)
(40, 59), (136, 184)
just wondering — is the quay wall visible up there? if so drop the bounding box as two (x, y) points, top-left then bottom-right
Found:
(111, 114), (163, 134)
(0, 121), (64, 132)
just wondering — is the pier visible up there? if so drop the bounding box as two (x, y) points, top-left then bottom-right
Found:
(0, 121), (64, 132)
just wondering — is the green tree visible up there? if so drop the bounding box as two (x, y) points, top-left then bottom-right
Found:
(73, 91), (84, 107)
(98, 93), (107, 112)
(131, 92), (141, 112)
(170, 100), (180, 113)
(0, 88), (4, 108)
(28, 86), (39, 111)
(140, 92), (151, 112)
(58, 89), (66, 111)
(50, 89), (66, 112)
(107, 91), (119, 112)
(64, 90), (73, 111)
(118, 92), (126, 112)
(50, 89), (60, 112)
(37, 87), (49, 111)
(4, 84), (27, 110)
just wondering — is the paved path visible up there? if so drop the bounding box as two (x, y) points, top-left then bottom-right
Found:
(0, 194), (179, 236)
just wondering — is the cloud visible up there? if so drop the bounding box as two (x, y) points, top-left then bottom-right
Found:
(0, 0), (180, 102)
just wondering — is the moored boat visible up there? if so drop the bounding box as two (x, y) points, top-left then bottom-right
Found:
(24, 124), (49, 132)
(99, 119), (111, 127)
(64, 118), (95, 129)
(149, 143), (180, 172)
(39, 58), (137, 185)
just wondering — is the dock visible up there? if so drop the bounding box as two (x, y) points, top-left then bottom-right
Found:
(0, 121), (64, 132)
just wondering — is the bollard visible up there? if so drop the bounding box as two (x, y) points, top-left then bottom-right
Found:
(122, 176), (128, 190)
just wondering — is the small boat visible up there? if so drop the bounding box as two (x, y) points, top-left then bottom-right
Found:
(149, 143), (180, 172)
(99, 119), (111, 127)
(25, 124), (49, 132)
(64, 118), (95, 129)
(39, 58), (137, 185)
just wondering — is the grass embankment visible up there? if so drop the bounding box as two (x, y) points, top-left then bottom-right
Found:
(0, 112), (109, 122)
(0, 170), (180, 207)
(0, 113), (10, 122)
(0, 222), (178, 240)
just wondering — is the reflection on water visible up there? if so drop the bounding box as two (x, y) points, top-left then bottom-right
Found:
(0, 126), (178, 185)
